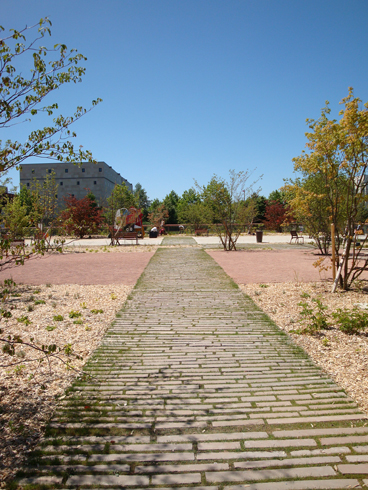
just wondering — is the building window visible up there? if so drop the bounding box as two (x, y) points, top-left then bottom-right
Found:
(55, 194), (58, 198)
(77, 181), (80, 185)
(82, 168), (85, 173)
(99, 168), (102, 172)
(94, 181), (97, 185)
(60, 182), (63, 186)
(31, 169), (35, 174)
(27, 183), (30, 187)
(48, 169), (52, 174)
(65, 168), (68, 173)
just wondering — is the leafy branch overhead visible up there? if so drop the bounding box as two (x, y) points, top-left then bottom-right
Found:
(0, 17), (102, 173)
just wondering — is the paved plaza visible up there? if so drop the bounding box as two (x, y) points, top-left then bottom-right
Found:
(18, 240), (368, 489)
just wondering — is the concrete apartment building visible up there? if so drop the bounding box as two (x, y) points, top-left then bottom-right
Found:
(20, 161), (132, 206)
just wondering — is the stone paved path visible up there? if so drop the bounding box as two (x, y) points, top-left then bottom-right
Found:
(18, 245), (368, 489)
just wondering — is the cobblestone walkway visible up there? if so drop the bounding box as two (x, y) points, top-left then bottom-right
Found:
(19, 246), (368, 489)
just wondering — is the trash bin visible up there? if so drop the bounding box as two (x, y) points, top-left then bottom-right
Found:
(256, 230), (263, 243)
(149, 231), (158, 238)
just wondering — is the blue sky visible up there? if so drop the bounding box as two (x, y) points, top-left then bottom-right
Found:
(2, 0), (368, 202)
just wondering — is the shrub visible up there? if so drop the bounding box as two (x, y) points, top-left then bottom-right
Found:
(53, 315), (64, 322)
(332, 307), (368, 334)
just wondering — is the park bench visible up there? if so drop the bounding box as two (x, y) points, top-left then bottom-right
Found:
(195, 229), (208, 236)
(290, 230), (304, 244)
(110, 229), (139, 246)
(0, 234), (25, 247)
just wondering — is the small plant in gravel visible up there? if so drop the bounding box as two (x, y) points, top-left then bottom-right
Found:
(332, 307), (368, 334)
(80, 302), (87, 309)
(34, 299), (46, 305)
(297, 298), (329, 334)
(33, 290), (41, 294)
(69, 310), (82, 319)
(91, 309), (103, 314)
(73, 319), (83, 325)
(300, 291), (310, 299)
(53, 315), (64, 322)
(259, 284), (269, 288)
(45, 326), (56, 331)
(17, 315), (32, 325)
(111, 294), (117, 300)
(14, 365), (26, 375)
(27, 305), (34, 312)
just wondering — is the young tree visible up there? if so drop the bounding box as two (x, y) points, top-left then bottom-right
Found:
(177, 188), (199, 223)
(104, 184), (136, 227)
(60, 195), (103, 238)
(180, 201), (213, 231)
(28, 171), (59, 230)
(286, 88), (368, 290)
(163, 191), (180, 224)
(263, 200), (292, 232)
(148, 204), (169, 230)
(0, 18), (101, 174)
(242, 195), (259, 233)
(198, 169), (261, 251)
(284, 173), (340, 254)
(134, 183), (150, 220)
(1, 195), (29, 240)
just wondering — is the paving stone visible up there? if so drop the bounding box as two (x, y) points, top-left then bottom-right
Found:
(290, 447), (351, 456)
(347, 455), (368, 462)
(205, 466), (336, 482)
(338, 463), (368, 474)
(88, 452), (195, 462)
(197, 450), (287, 460)
(67, 474), (149, 486)
(227, 480), (361, 490)
(136, 463), (228, 473)
(273, 427), (368, 438)
(157, 432), (268, 443)
(212, 418), (264, 427)
(267, 414), (365, 424)
(320, 435), (368, 445)
(199, 439), (316, 450)
(151, 473), (201, 484)
(233, 455), (341, 469)
(17, 476), (62, 485)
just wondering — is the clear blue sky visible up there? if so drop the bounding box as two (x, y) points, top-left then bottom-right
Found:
(2, 0), (368, 202)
